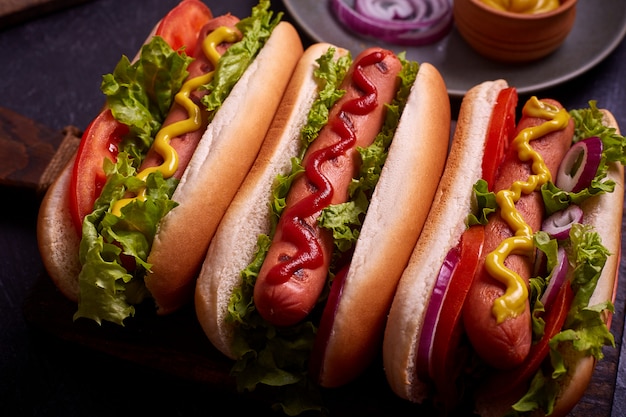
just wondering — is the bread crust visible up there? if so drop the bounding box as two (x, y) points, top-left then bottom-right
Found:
(37, 156), (81, 302)
(194, 42), (347, 358)
(317, 63), (451, 388)
(382, 79), (507, 401)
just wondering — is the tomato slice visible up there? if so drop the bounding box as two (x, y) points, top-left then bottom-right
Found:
(482, 87), (518, 190)
(155, 0), (213, 53)
(480, 282), (574, 398)
(431, 225), (485, 403)
(69, 109), (128, 233)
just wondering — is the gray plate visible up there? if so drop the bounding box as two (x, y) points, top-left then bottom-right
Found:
(283, 0), (626, 98)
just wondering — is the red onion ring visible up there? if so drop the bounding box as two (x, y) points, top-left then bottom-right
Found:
(541, 204), (584, 240)
(330, 0), (454, 46)
(556, 136), (603, 193)
(540, 247), (568, 310)
(416, 245), (460, 380)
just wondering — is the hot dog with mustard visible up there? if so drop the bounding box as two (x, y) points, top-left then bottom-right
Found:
(37, 0), (303, 324)
(383, 79), (625, 416)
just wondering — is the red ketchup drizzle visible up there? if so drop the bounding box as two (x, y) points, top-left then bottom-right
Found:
(265, 51), (384, 285)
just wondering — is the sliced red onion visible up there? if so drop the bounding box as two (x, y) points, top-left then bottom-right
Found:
(540, 247), (568, 310)
(556, 136), (603, 193)
(355, 0), (416, 20)
(541, 204), (583, 240)
(330, 0), (454, 46)
(416, 245), (460, 380)
(309, 265), (349, 381)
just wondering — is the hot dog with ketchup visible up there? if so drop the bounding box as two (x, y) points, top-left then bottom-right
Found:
(383, 79), (625, 416)
(195, 43), (450, 412)
(252, 46), (403, 328)
(37, 0), (303, 324)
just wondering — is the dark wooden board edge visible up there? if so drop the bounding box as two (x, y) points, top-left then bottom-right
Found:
(0, 106), (81, 192)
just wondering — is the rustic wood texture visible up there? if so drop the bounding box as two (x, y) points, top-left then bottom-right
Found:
(0, 106), (80, 192)
(0, 0), (92, 28)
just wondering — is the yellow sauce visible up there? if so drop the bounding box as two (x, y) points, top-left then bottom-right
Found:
(112, 26), (239, 216)
(485, 96), (570, 323)
(480, 0), (560, 14)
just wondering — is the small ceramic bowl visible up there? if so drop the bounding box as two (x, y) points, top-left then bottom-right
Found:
(453, 0), (577, 63)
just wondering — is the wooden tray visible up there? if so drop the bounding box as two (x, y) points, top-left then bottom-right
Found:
(0, 106), (80, 192)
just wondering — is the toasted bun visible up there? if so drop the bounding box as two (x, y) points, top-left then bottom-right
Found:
(37, 20), (303, 316)
(144, 21), (303, 315)
(194, 43), (349, 358)
(382, 79), (508, 401)
(315, 62), (450, 388)
(37, 155), (81, 302)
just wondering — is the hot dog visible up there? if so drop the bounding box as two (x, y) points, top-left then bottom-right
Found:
(252, 48), (403, 327)
(383, 79), (625, 416)
(36, 0), (303, 324)
(195, 43), (450, 412)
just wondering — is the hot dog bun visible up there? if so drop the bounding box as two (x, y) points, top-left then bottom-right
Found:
(195, 42), (344, 358)
(144, 20), (302, 314)
(38, 155), (82, 302)
(37, 4), (303, 319)
(315, 59), (450, 388)
(383, 79), (508, 403)
(383, 79), (623, 416)
(195, 44), (450, 393)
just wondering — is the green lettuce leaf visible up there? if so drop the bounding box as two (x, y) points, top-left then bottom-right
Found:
(102, 36), (192, 152)
(541, 101), (626, 215)
(300, 50), (351, 150)
(467, 179), (498, 226)
(317, 190), (368, 252)
(74, 151), (178, 325)
(201, 0), (281, 118)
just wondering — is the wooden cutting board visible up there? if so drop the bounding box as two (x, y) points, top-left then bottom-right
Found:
(0, 0), (92, 28)
(0, 106), (81, 192)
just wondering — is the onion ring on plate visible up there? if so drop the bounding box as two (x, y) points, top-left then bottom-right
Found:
(330, 0), (454, 46)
